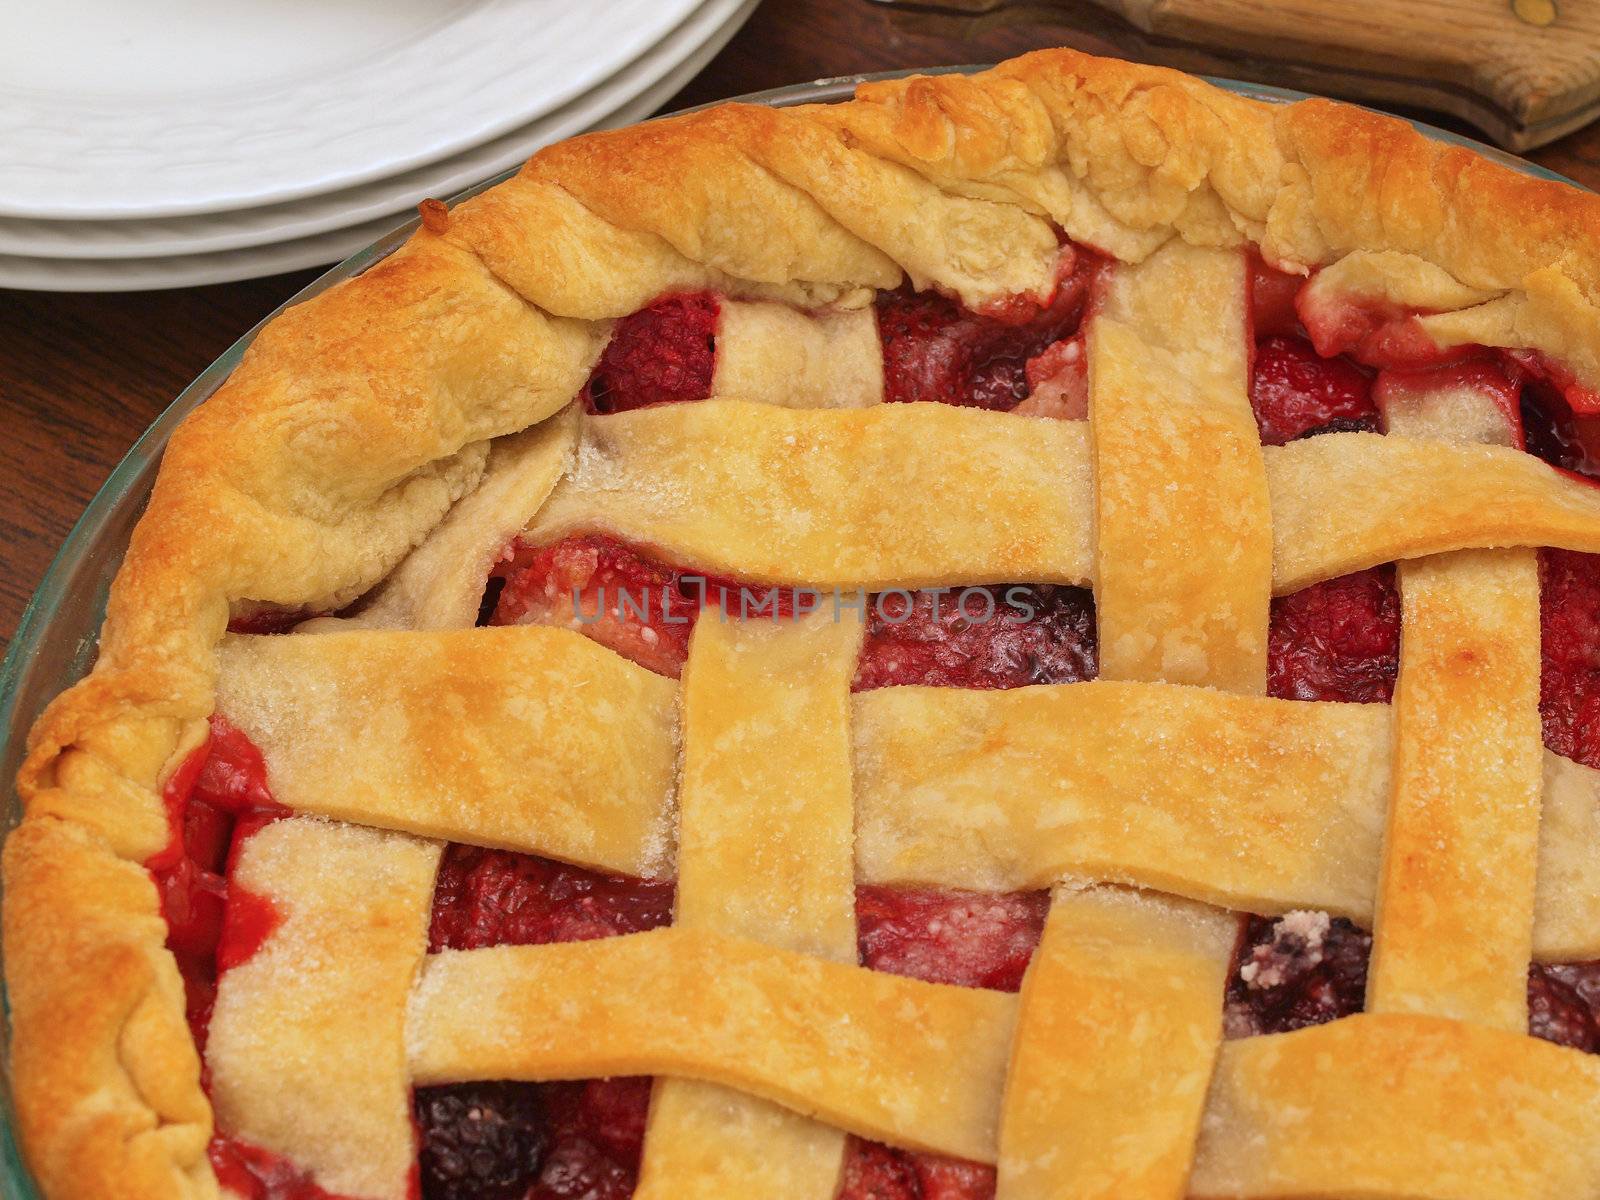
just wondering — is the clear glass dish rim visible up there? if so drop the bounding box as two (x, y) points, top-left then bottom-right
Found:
(0, 68), (1581, 1200)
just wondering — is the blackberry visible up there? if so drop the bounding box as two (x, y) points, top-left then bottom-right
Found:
(417, 1081), (548, 1200)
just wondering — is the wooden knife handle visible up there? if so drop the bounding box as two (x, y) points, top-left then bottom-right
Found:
(866, 0), (1600, 151)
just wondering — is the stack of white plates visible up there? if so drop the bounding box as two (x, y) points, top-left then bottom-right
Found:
(0, 0), (758, 290)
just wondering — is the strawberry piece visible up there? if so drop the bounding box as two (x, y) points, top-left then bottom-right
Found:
(1249, 335), (1378, 445)
(1014, 334), (1087, 419)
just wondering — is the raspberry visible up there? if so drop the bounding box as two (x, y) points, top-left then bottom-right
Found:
(534, 1079), (652, 1200)
(838, 1138), (996, 1200)
(876, 262), (1094, 410)
(1539, 549), (1600, 767)
(856, 886), (1049, 992)
(1249, 335), (1378, 446)
(1267, 567), (1399, 704)
(1224, 913), (1371, 1038)
(417, 1082), (550, 1200)
(428, 845), (673, 953)
(581, 292), (719, 414)
(854, 585), (1097, 691)
(1527, 964), (1600, 1053)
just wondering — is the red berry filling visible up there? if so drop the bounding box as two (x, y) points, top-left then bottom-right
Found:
(854, 585), (1097, 691)
(148, 717), (290, 1050)
(1267, 566), (1400, 704)
(489, 534), (796, 678)
(1523, 380), (1600, 479)
(492, 536), (1101, 698)
(1014, 333), (1087, 419)
(1225, 913), (1600, 1055)
(1224, 912), (1370, 1038)
(427, 845), (674, 953)
(876, 249), (1101, 410)
(1539, 549), (1600, 769)
(1249, 335), (1378, 446)
(153, 722), (343, 1200)
(209, 1136), (358, 1200)
(581, 292), (719, 414)
(1529, 961), (1600, 1054)
(856, 887), (1050, 993)
(226, 608), (317, 636)
(1247, 255), (1304, 339)
(838, 1138), (996, 1200)
(1508, 347), (1600, 417)
(415, 1077), (649, 1200)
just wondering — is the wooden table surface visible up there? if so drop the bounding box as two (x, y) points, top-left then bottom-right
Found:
(3, 0), (1598, 648)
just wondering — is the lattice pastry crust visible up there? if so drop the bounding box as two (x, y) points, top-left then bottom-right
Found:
(9, 48), (1600, 1200)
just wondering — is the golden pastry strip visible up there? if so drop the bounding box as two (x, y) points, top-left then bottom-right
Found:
(215, 626), (679, 878)
(406, 928), (1018, 1164)
(207, 819), (441, 1200)
(998, 890), (1237, 1200)
(1367, 391), (1544, 1031)
(995, 245), (1261, 1200)
(854, 681), (1389, 916)
(1088, 241), (1270, 693)
(214, 627), (1600, 958)
(1369, 548), (1543, 1029)
(526, 398), (1096, 588)
(712, 299), (883, 408)
(636, 612), (862, 1199)
(1188, 1013), (1600, 1200)
(508, 399), (1600, 595)
(1268, 432), (1600, 593)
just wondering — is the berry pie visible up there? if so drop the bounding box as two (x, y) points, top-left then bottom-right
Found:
(10, 48), (1600, 1200)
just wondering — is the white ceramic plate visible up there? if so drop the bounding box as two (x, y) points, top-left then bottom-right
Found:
(0, 0), (751, 262)
(0, 0), (703, 220)
(0, 0), (757, 290)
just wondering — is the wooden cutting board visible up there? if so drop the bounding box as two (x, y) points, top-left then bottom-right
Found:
(869, 0), (1600, 150)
